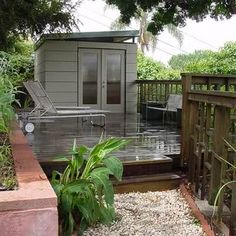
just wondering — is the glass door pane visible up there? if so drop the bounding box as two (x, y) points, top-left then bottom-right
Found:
(81, 51), (99, 104)
(102, 49), (125, 112)
(106, 54), (121, 104)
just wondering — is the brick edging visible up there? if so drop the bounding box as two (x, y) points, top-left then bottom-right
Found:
(0, 121), (57, 211)
(179, 183), (215, 236)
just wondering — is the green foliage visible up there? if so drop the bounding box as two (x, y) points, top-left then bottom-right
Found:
(169, 42), (236, 75)
(110, 7), (183, 53)
(0, 49), (33, 87)
(0, 143), (17, 190)
(51, 137), (128, 235)
(211, 42), (236, 74)
(0, 0), (78, 49)
(0, 76), (19, 133)
(7, 39), (34, 57)
(168, 50), (214, 71)
(0, 71), (18, 190)
(137, 52), (180, 80)
(106, 0), (236, 35)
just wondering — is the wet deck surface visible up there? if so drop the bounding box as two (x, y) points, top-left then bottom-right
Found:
(25, 113), (181, 162)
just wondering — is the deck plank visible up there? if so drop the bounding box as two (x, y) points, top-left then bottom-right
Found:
(25, 113), (181, 163)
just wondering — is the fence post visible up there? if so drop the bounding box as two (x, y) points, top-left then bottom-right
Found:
(188, 101), (199, 184)
(181, 73), (192, 168)
(201, 104), (212, 200)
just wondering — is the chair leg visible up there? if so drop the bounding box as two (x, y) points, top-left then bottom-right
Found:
(162, 111), (165, 125)
(91, 115), (106, 128)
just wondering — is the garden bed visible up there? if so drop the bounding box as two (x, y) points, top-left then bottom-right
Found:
(83, 188), (211, 236)
(0, 122), (58, 236)
(0, 132), (17, 191)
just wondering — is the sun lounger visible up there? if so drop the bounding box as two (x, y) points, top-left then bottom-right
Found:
(20, 80), (109, 132)
(23, 81), (91, 114)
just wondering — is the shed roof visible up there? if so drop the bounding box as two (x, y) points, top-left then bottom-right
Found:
(36, 30), (139, 48)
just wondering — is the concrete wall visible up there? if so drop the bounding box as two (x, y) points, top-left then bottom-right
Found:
(0, 208), (58, 236)
(34, 40), (137, 113)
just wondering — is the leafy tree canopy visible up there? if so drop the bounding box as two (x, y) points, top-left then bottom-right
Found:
(168, 50), (214, 70)
(0, 0), (78, 50)
(138, 52), (180, 80)
(105, 0), (236, 35)
(109, 7), (183, 53)
(169, 42), (236, 74)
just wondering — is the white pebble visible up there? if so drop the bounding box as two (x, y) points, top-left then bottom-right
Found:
(83, 189), (205, 236)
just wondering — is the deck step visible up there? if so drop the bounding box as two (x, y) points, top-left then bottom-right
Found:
(114, 173), (182, 193)
(123, 155), (173, 176)
(40, 155), (173, 178)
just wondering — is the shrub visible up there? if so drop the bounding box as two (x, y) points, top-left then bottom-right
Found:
(0, 51), (33, 87)
(169, 42), (236, 75)
(137, 52), (180, 80)
(51, 137), (128, 235)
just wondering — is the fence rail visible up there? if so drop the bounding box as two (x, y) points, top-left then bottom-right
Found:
(136, 74), (236, 112)
(136, 80), (182, 112)
(181, 73), (236, 235)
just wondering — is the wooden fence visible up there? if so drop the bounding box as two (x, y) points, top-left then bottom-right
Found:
(181, 73), (236, 235)
(136, 80), (182, 111)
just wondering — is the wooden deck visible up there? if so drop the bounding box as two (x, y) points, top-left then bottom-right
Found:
(24, 113), (182, 192)
(25, 113), (181, 164)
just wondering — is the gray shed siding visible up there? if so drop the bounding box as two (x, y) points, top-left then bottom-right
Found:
(34, 40), (137, 113)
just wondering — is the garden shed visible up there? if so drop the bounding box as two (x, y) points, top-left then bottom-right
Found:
(34, 30), (139, 113)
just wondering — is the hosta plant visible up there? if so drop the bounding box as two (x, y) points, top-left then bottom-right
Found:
(51, 137), (128, 235)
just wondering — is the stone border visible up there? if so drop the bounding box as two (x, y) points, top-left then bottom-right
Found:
(179, 184), (215, 236)
(0, 122), (58, 235)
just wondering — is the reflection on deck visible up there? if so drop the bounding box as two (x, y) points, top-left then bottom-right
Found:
(25, 113), (181, 163)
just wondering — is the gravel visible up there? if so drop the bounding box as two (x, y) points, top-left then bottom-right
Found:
(84, 189), (205, 236)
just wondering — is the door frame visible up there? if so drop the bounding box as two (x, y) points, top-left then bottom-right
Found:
(78, 47), (126, 112)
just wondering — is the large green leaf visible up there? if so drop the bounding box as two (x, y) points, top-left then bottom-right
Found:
(102, 138), (128, 154)
(78, 145), (90, 158)
(51, 182), (64, 198)
(61, 192), (73, 213)
(89, 138), (128, 160)
(63, 179), (91, 194)
(103, 156), (123, 181)
(63, 212), (75, 236)
(61, 165), (71, 184)
(103, 138), (127, 156)
(77, 218), (89, 236)
(90, 167), (114, 205)
(99, 205), (116, 224)
(76, 190), (100, 224)
(51, 170), (62, 183)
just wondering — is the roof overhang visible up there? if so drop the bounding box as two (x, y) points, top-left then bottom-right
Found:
(36, 30), (139, 49)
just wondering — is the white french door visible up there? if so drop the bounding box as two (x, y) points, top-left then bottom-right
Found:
(78, 48), (125, 112)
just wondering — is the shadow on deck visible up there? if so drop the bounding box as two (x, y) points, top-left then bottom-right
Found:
(26, 113), (183, 192)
